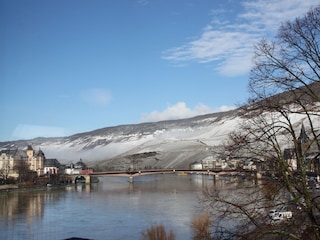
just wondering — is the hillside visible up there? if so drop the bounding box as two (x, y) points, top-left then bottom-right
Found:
(0, 109), (240, 168)
(0, 82), (319, 169)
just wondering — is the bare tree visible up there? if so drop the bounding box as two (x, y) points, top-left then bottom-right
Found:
(13, 157), (30, 183)
(204, 5), (320, 239)
(0, 160), (11, 184)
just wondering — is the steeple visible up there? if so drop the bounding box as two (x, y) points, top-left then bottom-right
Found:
(27, 145), (33, 151)
(26, 145), (34, 158)
(298, 123), (310, 144)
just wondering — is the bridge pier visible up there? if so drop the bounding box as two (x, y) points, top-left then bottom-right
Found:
(254, 171), (262, 184)
(85, 175), (91, 184)
(256, 172), (262, 179)
(129, 175), (134, 183)
(212, 174), (219, 184)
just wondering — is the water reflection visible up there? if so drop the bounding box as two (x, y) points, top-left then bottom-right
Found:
(0, 174), (257, 240)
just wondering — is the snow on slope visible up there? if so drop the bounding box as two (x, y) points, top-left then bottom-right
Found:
(0, 110), (241, 165)
(87, 114), (244, 169)
(0, 105), (317, 169)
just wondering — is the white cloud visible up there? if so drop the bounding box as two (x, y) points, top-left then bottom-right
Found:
(81, 88), (112, 105)
(163, 0), (317, 76)
(241, 0), (317, 29)
(137, 0), (149, 6)
(141, 102), (235, 122)
(12, 124), (66, 140)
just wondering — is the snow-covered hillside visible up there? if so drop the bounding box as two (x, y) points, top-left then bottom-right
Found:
(0, 110), (241, 166)
(0, 102), (317, 169)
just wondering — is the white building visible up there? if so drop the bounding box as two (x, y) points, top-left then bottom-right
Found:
(201, 156), (216, 169)
(190, 161), (203, 170)
(64, 159), (87, 175)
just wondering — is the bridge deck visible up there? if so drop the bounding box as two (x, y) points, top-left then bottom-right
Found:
(89, 169), (256, 177)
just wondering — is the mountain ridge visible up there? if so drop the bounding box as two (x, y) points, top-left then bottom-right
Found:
(1, 82), (319, 169)
(0, 109), (240, 167)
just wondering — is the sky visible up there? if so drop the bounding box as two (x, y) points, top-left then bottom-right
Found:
(0, 0), (318, 141)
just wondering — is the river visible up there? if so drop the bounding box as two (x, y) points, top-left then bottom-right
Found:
(0, 173), (255, 240)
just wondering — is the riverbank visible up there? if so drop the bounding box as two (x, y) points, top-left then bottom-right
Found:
(0, 184), (19, 191)
(0, 182), (75, 193)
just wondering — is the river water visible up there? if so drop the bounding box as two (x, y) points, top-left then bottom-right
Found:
(0, 174), (255, 240)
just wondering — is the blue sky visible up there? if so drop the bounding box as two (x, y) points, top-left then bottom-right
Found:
(0, 0), (318, 141)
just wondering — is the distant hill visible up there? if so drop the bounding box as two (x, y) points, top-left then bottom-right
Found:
(0, 81), (319, 169)
(0, 109), (240, 168)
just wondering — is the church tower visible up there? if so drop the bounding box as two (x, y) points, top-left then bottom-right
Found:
(26, 145), (34, 159)
(298, 123), (310, 154)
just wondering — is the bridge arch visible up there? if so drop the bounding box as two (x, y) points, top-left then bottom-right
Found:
(73, 175), (91, 184)
(75, 176), (85, 183)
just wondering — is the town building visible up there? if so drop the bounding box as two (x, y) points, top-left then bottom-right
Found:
(26, 145), (45, 176)
(0, 149), (26, 180)
(201, 156), (216, 169)
(64, 159), (87, 175)
(44, 158), (61, 175)
(202, 156), (229, 170)
(284, 123), (320, 173)
(190, 161), (202, 170)
(0, 145), (58, 181)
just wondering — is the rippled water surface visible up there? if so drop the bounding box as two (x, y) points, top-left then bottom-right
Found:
(0, 174), (249, 240)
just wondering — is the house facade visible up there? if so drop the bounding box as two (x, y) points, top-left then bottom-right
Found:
(0, 145), (46, 181)
(44, 158), (61, 175)
(26, 145), (45, 176)
(0, 149), (25, 180)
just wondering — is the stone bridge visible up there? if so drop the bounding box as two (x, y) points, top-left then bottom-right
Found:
(71, 174), (91, 184)
(89, 169), (262, 183)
